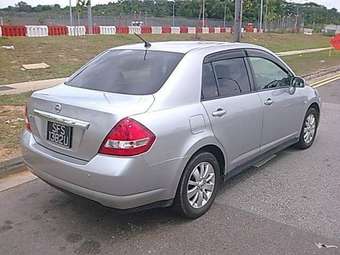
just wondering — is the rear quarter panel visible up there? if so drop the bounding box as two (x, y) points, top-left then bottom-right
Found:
(132, 103), (226, 198)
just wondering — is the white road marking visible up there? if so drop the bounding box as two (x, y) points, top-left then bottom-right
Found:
(312, 75), (340, 88)
(315, 243), (338, 249)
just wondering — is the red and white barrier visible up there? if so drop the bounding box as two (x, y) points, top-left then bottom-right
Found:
(202, 27), (209, 34)
(0, 25), (246, 37)
(162, 26), (171, 33)
(128, 26), (141, 34)
(99, 26), (116, 35)
(26, 25), (48, 37)
(86, 26), (100, 34)
(171, 27), (180, 34)
(48, 25), (67, 36)
(116, 26), (128, 34)
(1, 25), (26, 36)
(188, 27), (196, 34)
(141, 26), (152, 34)
(67, 26), (86, 36)
(180, 26), (188, 33)
(151, 26), (162, 34)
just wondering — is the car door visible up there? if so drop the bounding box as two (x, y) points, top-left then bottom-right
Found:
(201, 50), (263, 171)
(246, 50), (306, 152)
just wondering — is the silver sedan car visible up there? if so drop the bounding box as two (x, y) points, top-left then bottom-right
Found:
(22, 41), (321, 218)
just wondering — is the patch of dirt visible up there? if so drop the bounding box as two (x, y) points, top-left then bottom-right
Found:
(0, 105), (24, 112)
(0, 145), (21, 162)
(0, 105), (24, 162)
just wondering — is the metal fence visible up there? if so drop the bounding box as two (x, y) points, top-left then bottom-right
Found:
(0, 13), (232, 27)
(0, 12), (303, 32)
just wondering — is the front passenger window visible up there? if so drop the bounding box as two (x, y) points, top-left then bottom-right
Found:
(249, 57), (291, 90)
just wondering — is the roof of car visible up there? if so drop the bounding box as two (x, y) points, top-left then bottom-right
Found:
(113, 41), (263, 54)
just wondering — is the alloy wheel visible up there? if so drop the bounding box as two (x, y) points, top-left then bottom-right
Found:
(186, 162), (215, 209)
(303, 113), (316, 144)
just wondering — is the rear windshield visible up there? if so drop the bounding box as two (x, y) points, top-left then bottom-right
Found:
(65, 49), (184, 95)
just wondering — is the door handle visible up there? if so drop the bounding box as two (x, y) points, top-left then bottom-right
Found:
(264, 98), (273, 106)
(212, 108), (226, 117)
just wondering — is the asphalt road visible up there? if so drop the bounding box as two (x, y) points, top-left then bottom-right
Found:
(1, 80), (340, 255)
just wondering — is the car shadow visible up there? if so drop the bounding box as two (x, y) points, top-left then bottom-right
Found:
(218, 146), (298, 195)
(38, 183), (191, 243)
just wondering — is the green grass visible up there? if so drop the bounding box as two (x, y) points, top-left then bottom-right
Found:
(0, 91), (32, 106)
(0, 92), (32, 160)
(0, 104), (24, 161)
(0, 33), (334, 85)
(282, 49), (340, 76)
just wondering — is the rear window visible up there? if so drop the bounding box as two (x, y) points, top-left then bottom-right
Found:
(65, 49), (184, 95)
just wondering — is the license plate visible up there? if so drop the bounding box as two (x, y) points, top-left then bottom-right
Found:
(47, 121), (73, 148)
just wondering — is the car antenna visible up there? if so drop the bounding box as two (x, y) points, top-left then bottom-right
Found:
(134, 33), (151, 48)
(134, 33), (151, 60)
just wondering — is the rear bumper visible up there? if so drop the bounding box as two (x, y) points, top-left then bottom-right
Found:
(29, 166), (168, 209)
(21, 130), (182, 209)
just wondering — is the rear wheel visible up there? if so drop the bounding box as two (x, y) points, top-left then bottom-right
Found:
(296, 107), (319, 149)
(174, 152), (220, 219)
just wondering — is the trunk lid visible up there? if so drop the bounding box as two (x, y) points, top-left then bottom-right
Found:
(28, 84), (154, 161)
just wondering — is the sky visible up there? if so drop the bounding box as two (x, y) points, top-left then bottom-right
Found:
(287, 0), (340, 10)
(0, 0), (339, 10)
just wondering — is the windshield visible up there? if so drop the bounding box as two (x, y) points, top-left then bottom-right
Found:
(65, 49), (184, 95)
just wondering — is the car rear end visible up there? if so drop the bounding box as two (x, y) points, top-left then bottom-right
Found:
(21, 48), (184, 209)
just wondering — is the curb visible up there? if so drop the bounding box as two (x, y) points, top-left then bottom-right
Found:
(302, 65), (340, 81)
(0, 156), (25, 177)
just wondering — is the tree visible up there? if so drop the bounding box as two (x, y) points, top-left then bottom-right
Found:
(15, 1), (32, 12)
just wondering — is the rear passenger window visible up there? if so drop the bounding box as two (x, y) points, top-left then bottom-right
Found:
(212, 58), (251, 97)
(201, 63), (218, 100)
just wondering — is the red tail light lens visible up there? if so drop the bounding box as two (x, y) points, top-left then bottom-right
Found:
(24, 104), (31, 132)
(99, 118), (156, 156)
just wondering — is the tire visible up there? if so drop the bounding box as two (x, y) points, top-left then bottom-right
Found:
(296, 107), (319, 149)
(173, 152), (220, 219)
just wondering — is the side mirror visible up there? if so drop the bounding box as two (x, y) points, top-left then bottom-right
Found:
(289, 76), (305, 94)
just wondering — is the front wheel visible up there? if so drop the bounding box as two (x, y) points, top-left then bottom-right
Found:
(296, 107), (319, 149)
(173, 152), (220, 219)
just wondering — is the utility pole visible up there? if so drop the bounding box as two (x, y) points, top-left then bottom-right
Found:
(202, 0), (205, 27)
(264, 0), (268, 32)
(295, 6), (299, 33)
(259, 0), (263, 32)
(223, 0), (227, 28)
(87, 0), (93, 34)
(172, 0), (175, 27)
(69, 0), (73, 26)
(233, 0), (242, 42)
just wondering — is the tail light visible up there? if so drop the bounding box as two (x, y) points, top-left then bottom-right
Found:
(24, 104), (31, 132)
(99, 118), (156, 156)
